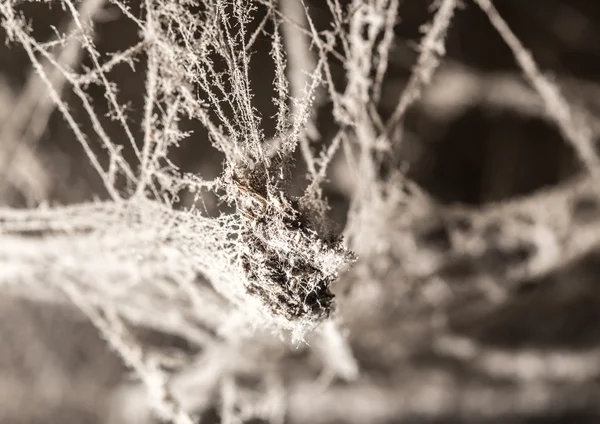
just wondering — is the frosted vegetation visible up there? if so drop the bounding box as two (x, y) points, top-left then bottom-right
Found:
(2, 0), (600, 423)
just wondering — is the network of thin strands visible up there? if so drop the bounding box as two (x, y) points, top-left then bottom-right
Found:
(0, 0), (357, 332)
(3, 0), (600, 423)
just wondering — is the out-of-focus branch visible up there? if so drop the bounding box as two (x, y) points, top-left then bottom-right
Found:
(3, 171), (600, 344)
(0, 0), (107, 204)
(286, 374), (600, 424)
(280, 0), (320, 140)
(386, 0), (458, 136)
(475, 0), (600, 185)
(0, 200), (231, 345)
(413, 63), (600, 137)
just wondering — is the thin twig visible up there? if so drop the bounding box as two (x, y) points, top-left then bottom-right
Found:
(475, 0), (600, 183)
(386, 0), (458, 136)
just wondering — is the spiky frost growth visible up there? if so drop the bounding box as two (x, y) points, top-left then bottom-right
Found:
(0, 0), (357, 323)
(10, 0), (600, 423)
(231, 171), (355, 323)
